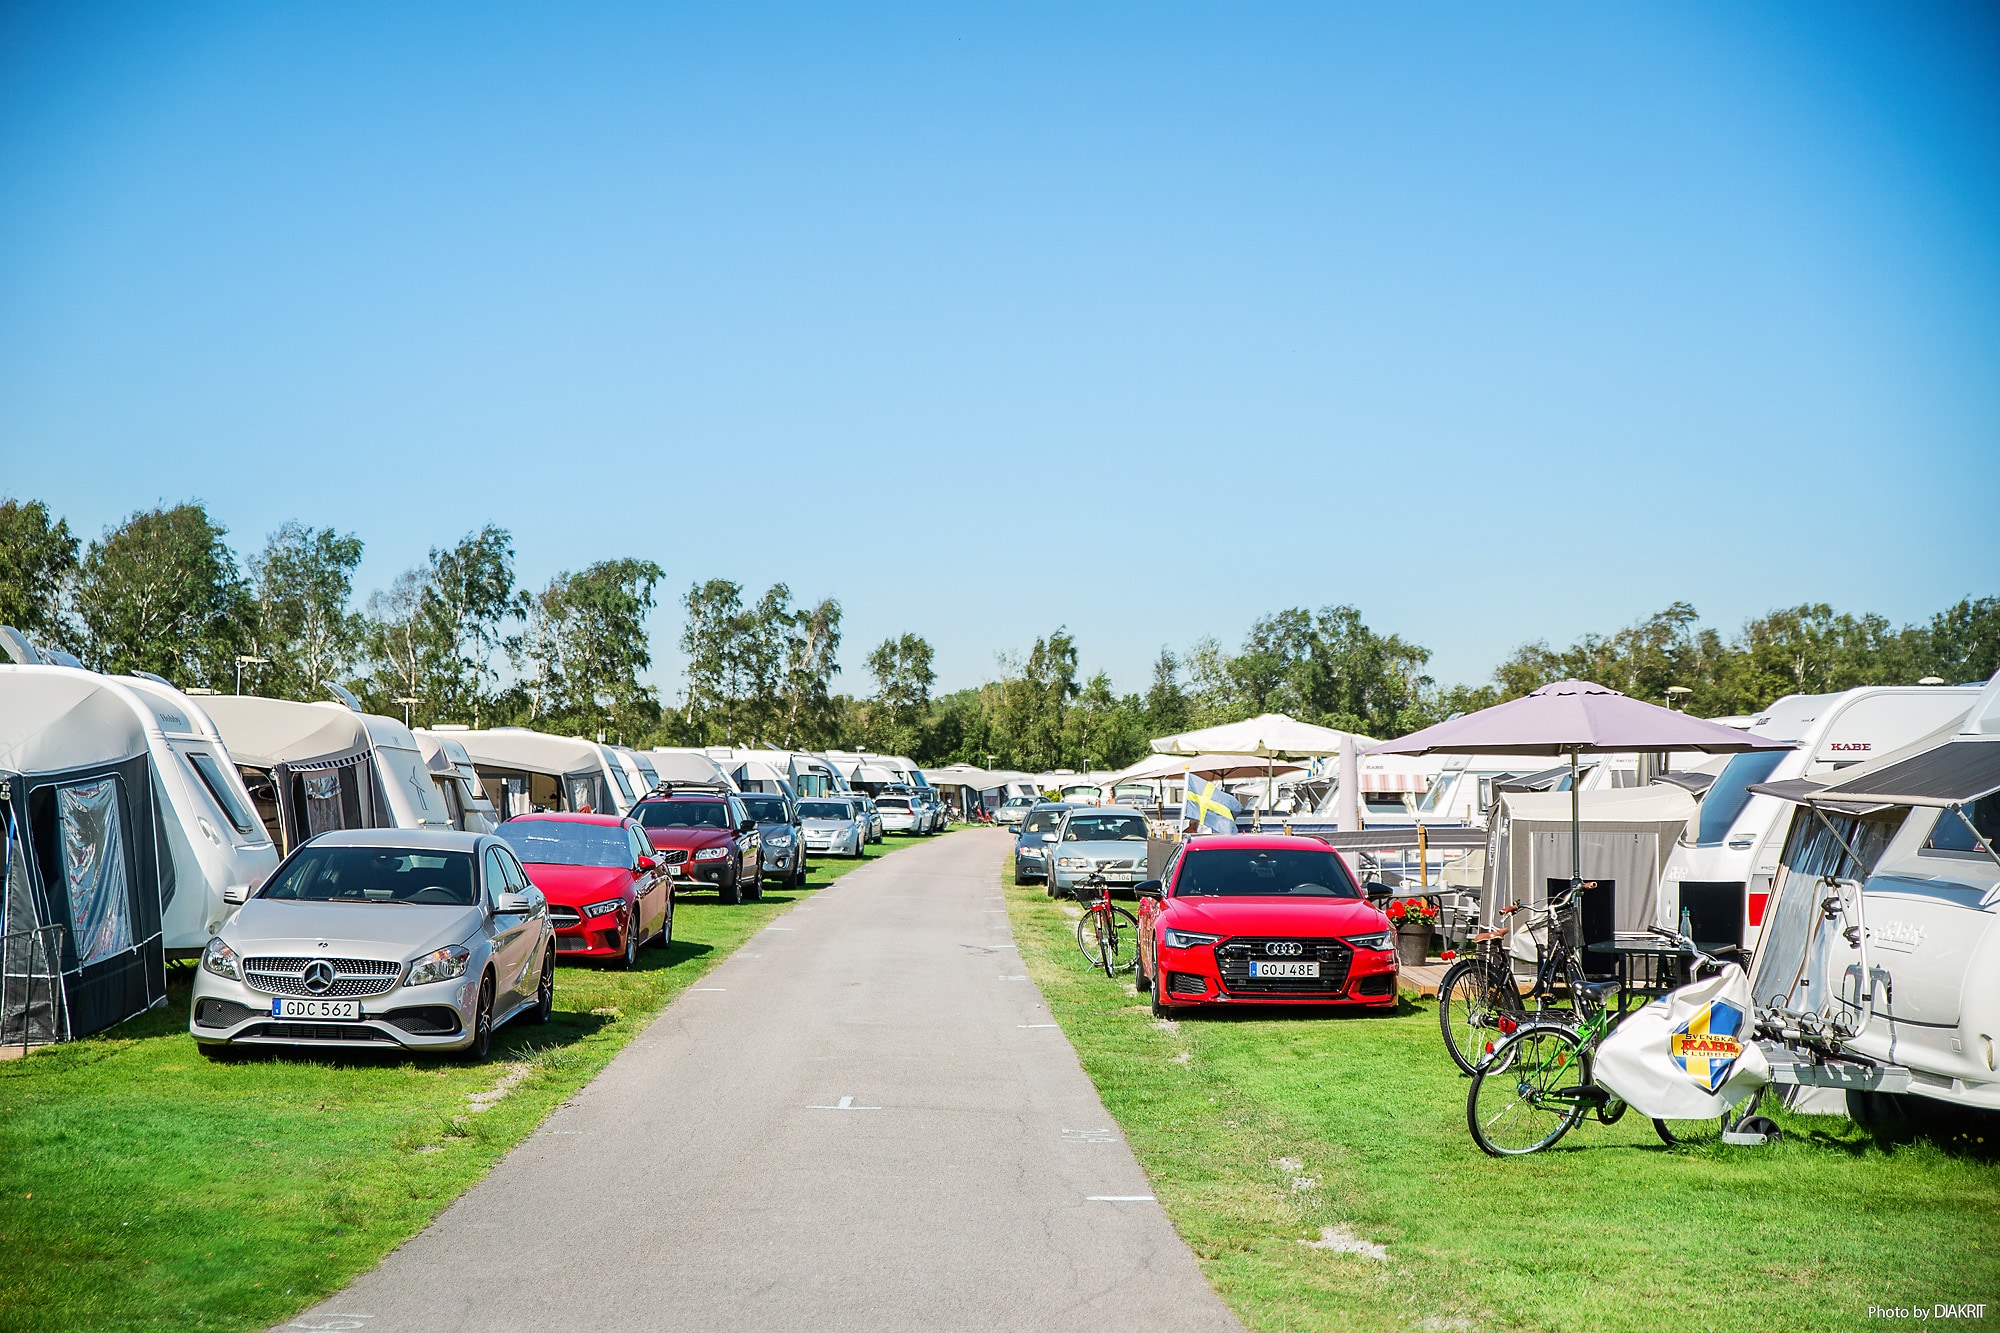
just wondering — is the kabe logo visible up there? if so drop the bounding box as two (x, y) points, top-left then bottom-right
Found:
(1828, 741), (1872, 753)
(1668, 1000), (1745, 1092)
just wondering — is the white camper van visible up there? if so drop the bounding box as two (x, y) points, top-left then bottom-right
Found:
(1750, 671), (2000, 1117)
(1658, 684), (1984, 954)
(202, 696), (452, 855)
(114, 675), (282, 950)
(434, 728), (629, 818)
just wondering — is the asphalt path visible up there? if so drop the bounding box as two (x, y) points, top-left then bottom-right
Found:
(281, 829), (1243, 1333)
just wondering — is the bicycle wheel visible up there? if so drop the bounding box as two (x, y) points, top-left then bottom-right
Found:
(1467, 1024), (1591, 1157)
(1076, 907), (1140, 973)
(1438, 959), (1523, 1076)
(1652, 1115), (1726, 1148)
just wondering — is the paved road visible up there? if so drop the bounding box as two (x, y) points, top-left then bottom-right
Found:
(283, 829), (1243, 1333)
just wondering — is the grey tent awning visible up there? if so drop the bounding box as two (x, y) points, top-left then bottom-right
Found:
(1747, 776), (1897, 816)
(1494, 764), (1580, 794)
(1653, 770), (1718, 797)
(1805, 738), (2000, 808)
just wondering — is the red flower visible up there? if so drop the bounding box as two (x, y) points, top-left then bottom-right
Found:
(1440, 950), (1456, 961)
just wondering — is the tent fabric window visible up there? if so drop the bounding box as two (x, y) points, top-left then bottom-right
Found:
(58, 778), (134, 965)
(2, 798), (68, 1046)
(302, 773), (345, 838)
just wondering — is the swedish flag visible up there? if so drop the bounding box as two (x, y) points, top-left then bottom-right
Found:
(1182, 773), (1241, 835)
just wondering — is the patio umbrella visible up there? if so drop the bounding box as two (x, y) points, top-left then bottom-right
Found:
(1149, 713), (1371, 824)
(1110, 752), (1309, 784)
(1368, 680), (1788, 904)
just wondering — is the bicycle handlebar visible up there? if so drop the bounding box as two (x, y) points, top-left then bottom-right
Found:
(1647, 924), (1724, 974)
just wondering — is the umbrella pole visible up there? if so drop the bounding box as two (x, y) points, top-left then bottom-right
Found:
(1569, 748), (1583, 900)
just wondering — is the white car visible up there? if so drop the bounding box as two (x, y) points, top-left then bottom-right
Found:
(799, 797), (867, 859)
(190, 829), (555, 1060)
(995, 795), (1036, 827)
(874, 795), (921, 834)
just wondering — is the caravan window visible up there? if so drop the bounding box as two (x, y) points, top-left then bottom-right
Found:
(1694, 750), (1788, 846)
(186, 752), (257, 835)
(57, 778), (134, 964)
(1923, 794), (2000, 856)
(301, 772), (348, 838)
(605, 763), (635, 802)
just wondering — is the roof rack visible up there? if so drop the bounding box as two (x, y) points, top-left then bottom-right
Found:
(640, 781), (735, 800)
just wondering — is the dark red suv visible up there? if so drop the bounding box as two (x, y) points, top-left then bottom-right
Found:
(632, 786), (763, 904)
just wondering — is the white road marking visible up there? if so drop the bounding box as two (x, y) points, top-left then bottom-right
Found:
(808, 1095), (881, 1111)
(999, 975), (1028, 981)
(1017, 1024), (1059, 1029)
(692, 987), (726, 992)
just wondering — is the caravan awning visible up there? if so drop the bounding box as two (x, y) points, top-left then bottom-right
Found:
(1798, 738), (2000, 809)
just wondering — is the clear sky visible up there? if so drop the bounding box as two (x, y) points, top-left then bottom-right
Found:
(3, 2), (1996, 701)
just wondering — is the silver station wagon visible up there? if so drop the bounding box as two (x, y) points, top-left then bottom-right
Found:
(189, 829), (555, 1060)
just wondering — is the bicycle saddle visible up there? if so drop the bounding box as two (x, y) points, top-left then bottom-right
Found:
(1471, 929), (1507, 943)
(1572, 978), (1620, 1003)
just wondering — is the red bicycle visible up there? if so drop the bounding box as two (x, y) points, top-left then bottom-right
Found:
(1069, 873), (1138, 977)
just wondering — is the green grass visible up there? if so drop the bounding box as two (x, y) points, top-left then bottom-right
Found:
(1005, 868), (2000, 1332)
(0, 831), (938, 1333)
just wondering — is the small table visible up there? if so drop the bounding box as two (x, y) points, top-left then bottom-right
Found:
(1584, 935), (1736, 1007)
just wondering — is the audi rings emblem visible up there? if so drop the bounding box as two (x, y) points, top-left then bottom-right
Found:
(1264, 941), (1304, 957)
(302, 960), (337, 994)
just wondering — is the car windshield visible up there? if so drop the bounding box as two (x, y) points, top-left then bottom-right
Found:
(1062, 815), (1148, 842)
(1022, 809), (1065, 834)
(635, 801), (729, 829)
(1005, 797), (1034, 808)
(798, 801), (853, 820)
(1175, 848), (1360, 899)
(740, 796), (790, 823)
(877, 798), (910, 811)
(260, 845), (478, 906)
(1694, 749), (1789, 846)
(496, 821), (633, 869)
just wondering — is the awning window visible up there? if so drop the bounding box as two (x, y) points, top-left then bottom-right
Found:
(58, 778), (133, 965)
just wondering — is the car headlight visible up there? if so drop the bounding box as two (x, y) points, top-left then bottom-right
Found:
(1018, 845), (1044, 857)
(583, 898), (625, 919)
(1163, 929), (1223, 950)
(406, 945), (472, 987)
(766, 834), (792, 848)
(1056, 857), (1086, 868)
(694, 846), (728, 861)
(201, 936), (241, 980)
(1344, 931), (1394, 951)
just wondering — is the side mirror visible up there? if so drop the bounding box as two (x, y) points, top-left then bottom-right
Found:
(1134, 880), (1164, 899)
(221, 884), (250, 906)
(738, 819), (756, 834)
(1364, 880), (1393, 901)
(636, 855), (657, 873)
(496, 889), (541, 914)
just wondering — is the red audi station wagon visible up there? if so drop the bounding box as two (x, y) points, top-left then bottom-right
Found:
(1135, 834), (1399, 1016)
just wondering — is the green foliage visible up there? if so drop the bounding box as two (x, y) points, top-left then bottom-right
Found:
(70, 503), (251, 688)
(247, 522), (365, 699)
(0, 497), (78, 642)
(863, 632), (936, 755)
(357, 526), (519, 725)
(674, 579), (845, 748)
(510, 557), (664, 741)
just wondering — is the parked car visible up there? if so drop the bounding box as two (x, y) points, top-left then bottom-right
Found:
(854, 793), (885, 843)
(875, 793), (921, 835)
(632, 787), (762, 904)
(1133, 834), (1398, 1017)
(996, 795), (1036, 827)
(799, 797), (867, 859)
(495, 813), (671, 968)
(1046, 806), (1152, 899)
(189, 829), (555, 1060)
(1011, 802), (1072, 884)
(739, 792), (807, 889)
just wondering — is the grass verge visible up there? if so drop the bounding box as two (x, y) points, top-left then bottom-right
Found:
(0, 832), (937, 1333)
(1004, 867), (2000, 1332)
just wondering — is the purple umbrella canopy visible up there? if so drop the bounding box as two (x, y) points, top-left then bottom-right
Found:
(1368, 679), (1790, 757)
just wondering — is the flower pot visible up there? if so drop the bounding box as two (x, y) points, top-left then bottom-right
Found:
(1395, 924), (1434, 968)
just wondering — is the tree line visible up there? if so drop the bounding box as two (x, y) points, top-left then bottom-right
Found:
(4, 496), (1993, 769)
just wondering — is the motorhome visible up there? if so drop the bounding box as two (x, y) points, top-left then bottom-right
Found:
(412, 730), (501, 833)
(1658, 684), (1984, 955)
(113, 675), (283, 950)
(1408, 752), (1649, 829)
(203, 695), (453, 854)
(1749, 670), (2000, 1117)
(0, 667), (172, 1042)
(428, 728), (632, 818)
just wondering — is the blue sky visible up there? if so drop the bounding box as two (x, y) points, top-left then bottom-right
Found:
(3, 3), (1996, 700)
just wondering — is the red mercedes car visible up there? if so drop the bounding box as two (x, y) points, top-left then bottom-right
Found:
(1135, 834), (1398, 1016)
(495, 813), (672, 968)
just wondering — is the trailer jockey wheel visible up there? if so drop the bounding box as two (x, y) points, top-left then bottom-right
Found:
(1736, 1115), (1781, 1142)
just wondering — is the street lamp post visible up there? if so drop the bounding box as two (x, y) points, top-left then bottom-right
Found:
(1664, 685), (1692, 712)
(394, 696), (421, 727)
(234, 655), (269, 695)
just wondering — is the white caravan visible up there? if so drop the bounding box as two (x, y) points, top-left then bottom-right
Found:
(114, 675), (283, 950)
(203, 696), (452, 855)
(603, 745), (659, 800)
(1658, 684), (1983, 954)
(427, 728), (630, 817)
(1749, 671), (2000, 1116)
(645, 748), (741, 790)
(412, 731), (501, 834)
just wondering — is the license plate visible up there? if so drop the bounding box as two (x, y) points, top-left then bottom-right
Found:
(669, 863), (687, 876)
(1248, 960), (1319, 979)
(271, 997), (360, 1020)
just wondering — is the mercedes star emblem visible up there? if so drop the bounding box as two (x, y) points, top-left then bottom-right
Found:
(302, 960), (336, 995)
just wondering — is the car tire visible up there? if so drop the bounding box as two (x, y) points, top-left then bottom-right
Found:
(718, 869), (741, 905)
(1150, 978), (1170, 1019)
(617, 918), (640, 969)
(746, 866), (764, 902)
(649, 898), (674, 947)
(1134, 954), (1152, 992)
(528, 946), (555, 1023)
(464, 975), (494, 1061)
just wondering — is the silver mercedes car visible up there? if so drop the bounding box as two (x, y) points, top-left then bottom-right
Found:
(189, 829), (555, 1060)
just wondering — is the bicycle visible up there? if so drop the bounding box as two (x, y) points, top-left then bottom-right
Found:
(1438, 880), (1613, 1075)
(1465, 924), (1728, 1156)
(1070, 873), (1138, 977)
